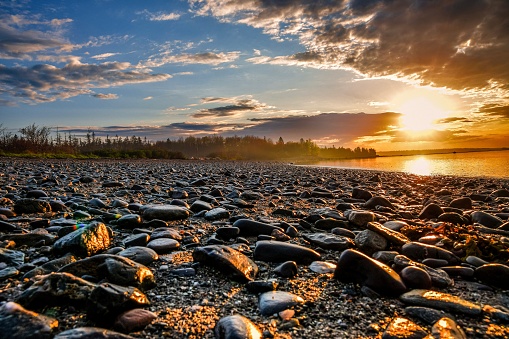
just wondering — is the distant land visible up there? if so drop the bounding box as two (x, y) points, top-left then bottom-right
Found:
(378, 147), (509, 157)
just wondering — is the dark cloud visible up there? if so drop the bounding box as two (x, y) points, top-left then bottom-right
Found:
(0, 60), (171, 103)
(194, 0), (509, 93)
(192, 98), (267, 118)
(92, 93), (118, 100)
(477, 104), (509, 118)
(437, 117), (472, 124)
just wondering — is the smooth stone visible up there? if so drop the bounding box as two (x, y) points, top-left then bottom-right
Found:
(53, 221), (111, 257)
(0, 301), (58, 339)
(214, 314), (262, 339)
(355, 229), (388, 255)
(14, 198), (51, 214)
(122, 233), (149, 247)
(233, 219), (284, 236)
(240, 191), (264, 201)
(151, 228), (182, 241)
(58, 254), (156, 291)
(253, 240), (320, 265)
(348, 210), (375, 227)
(431, 317), (467, 339)
(246, 280), (278, 294)
(259, 291), (305, 316)
(474, 263), (509, 289)
(383, 220), (409, 231)
(438, 212), (467, 225)
(334, 249), (406, 297)
(190, 200), (212, 213)
(0, 266), (19, 279)
(483, 305), (509, 323)
(285, 225), (299, 237)
(141, 205), (189, 221)
(146, 238), (180, 254)
(16, 272), (96, 310)
(0, 232), (56, 247)
(372, 251), (399, 264)
(418, 203), (444, 220)
(54, 327), (135, 339)
(400, 266), (432, 289)
(169, 267), (196, 276)
(204, 207), (230, 221)
(303, 233), (354, 251)
(0, 247), (25, 267)
(274, 261), (298, 278)
(366, 221), (410, 246)
(393, 255), (454, 288)
(116, 214), (142, 229)
(440, 266), (475, 278)
(402, 242), (460, 265)
(314, 218), (346, 230)
(331, 227), (355, 238)
(113, 308), (157, 334)
(404, 306), (449, 325)
(400, 289), (482, 316)
(216, 226), (240, 240)
(422, 258), (449, 268)
(352, 187), (372, 200)
(0, 220), (18, 232)
(193, 245), (258, 282)
(449, 197), (472, 209)
(23, 253), (77, 279)
(492, 188), (509, 197)
(382, 317), (428, 339)
(89, 198), (107, 208)
(471, 211), (503, 228)
(364, 196), (396, 210)
(465, 255), (488, 267)
(117, 247), (158, 266)
(309, 261), (336, 274)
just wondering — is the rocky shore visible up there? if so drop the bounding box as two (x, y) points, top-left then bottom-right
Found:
(0, 158), (509, 338)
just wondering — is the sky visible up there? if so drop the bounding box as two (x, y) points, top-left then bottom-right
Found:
(1, 0), (508, 152)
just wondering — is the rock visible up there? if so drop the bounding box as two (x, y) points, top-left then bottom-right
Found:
(334, 249), (406, 297)
(314, 218), (347, 230)
(214, 314), (262, 339)
(366, 221), (410, 246)
(440, 266), (474, 278)
(246, 280), (279, 294)
(146, 238), (180, 254)
(87, 283), (150, 325)
(190, 200), (212, 213)
(418, 203), (444, 220)
(122, 233), (149, 248)
(141, 205), (189, 221)
(492, 188), (509, 197)
(421, 258), (448, 268)
(449, 197), (472, 210)
(400, 289), (482, 316)
(274, 261), (298, 278)
(116, 214), (142, 229)
(16, 272), (96, 310)
(0, 220), (18, 232)
(254, 240), (320, 264)
(352, 188), (372, 200)
(117, 247), (158, 266)
(431, 317), (467, 339)
(151, 228), (182, 241)
(404, 306), (449, 325)
(438, 212), (467, 225)
(216, 227), (240, 240)
(401, 242), (460, 265)
(348, 210), (375, 227)
(54, 327), (135, 339)
(471, 211), (503, 228)
(382, 317), (429, 339)
(309, 261), (336, 274)
(193, 245), (258, 282)
(400, 266), (432, 289)
(59, 254), (156, 291)
(53, 222), (111, 257)
(0, 232), (56, 247)
(113, 308), (157, 333)
(0, 266), (18, 279)
(302, 233), (354, 251)
(259, 291), (305, 316)
(465, 256), (488, 267)
(355, 229), (388, 255)
(233, 219), (284, 236)
(23, 253), (77, 279)
(393, 255), (454, 288)
(0, 301), (58, 339)
(474, 263), (509, 289)
(372, 251), (399, 264)
(14, 198), (51, 214)
(204, 207), (230, 221)
(364, 196), (396, 210)
(0, 247), (25, 267)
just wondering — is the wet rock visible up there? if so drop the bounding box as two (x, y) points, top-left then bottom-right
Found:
(193, 245), (258, 282)
(23, 253), (77, 279)
(14, 198), (51, 214)
(364, 196), (396, 210)
(117, 247), (158, 266)
(0, 301), (58, 339)
(400, 289), (482, 316)
(254, 240), (320, 264)
(465, 255), (488, 267)
(215, 314), (262, 339)
(471, 211), (503, 228)
(146, 238), (180, 254)
(151, 228), (182, 241)
(0, 247), (25, 267)
(190, 200), (212, 213)
(404, 306), (449, 325)
(259, 291), (305, 316)
(122, 233), (149, 248)
(401, 242), (460, 265)
(449, 197), (472, 210)
(233, 219), (284, 236)
(204, 207), (230, 221)
(418, 203), (444, 220)
(1, 231), (56, 247)
(355, 229), (388, 255)
(59, 254), (156, 291)
(309, 261), (336, 274)
(334, 249), (406, 297)
(438, 212), (467, 225)
(16, 272), (96, 310)
(352, 188), (372, 200)
(0, 266), (18, 279)
(348, 210), (375, 227)
(116, 214), (142, 229)
(372, 251), (399, 264)
(382, 317), (429, 339)
(274, 261), (298, 278)
(246, 280), (278, 294)
(393, 255), (454, 288)
(431, 317), (467, 339)
(87, 283), (149, 325)
(53, 221), (111, 257)
(114, 308), (157, 334)
(400, 266), (432, 289)
(366, 221), (410, 246)
(314, 218), (347, 231)
(216, 226), (240, 240)
(303, 233), (354, 251)
(474, 263), (509, 289)
(141, 205), (189, 221)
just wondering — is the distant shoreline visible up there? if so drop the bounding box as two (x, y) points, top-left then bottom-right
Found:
(377, 147), (509, 157)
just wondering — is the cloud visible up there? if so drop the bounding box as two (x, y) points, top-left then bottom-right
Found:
(0, 59), (171, 104)
(477, 103), (509, 118)
(137, 10), (181, 21)
(193, 0), (509, 94)
(143, 96), (153, 100)
(192, 97), (268, 118)
(91, 52), (119, 60)
(92, 93), (119, 100)
(140, 51), (240, 68)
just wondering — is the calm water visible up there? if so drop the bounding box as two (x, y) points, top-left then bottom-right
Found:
(305, 150), (509, 178)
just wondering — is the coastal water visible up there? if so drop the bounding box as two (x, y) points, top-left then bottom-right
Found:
(305, 150), (509, 178)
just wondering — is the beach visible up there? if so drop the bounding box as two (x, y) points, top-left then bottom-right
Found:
(1, 158), (509, 338)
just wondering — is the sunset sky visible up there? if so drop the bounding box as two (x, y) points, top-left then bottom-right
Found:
(1, 0), (508, 151)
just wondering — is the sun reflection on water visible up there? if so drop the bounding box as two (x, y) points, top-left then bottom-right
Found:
(404, 156), (432, 176)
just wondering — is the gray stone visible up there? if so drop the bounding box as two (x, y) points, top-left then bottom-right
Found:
(401, 242), (460, 265)
(309, 261), (336, 274)
(141, 205), (189, 221)
(400, 289), (482, 316)
(233, 219), (284, 236)
(0, 247), (25, 267)
(400, 266), (432, 289)
(393, 255), (454, 288)
(366, 221), (410, 246)
(355, 229), (388, 255)
(117, 247), (158, 266)
(190, 200), (212, 213)
(254, 240), (321, 265)
(404, 306), (449, 325)
(0, 301), (58, 339)
(259, 291), (305, 316)
(274, 261), (298, 278)
(215, 314), (262, 339)
(348, 210), (375, 227)
(364, 196), (396, 210)
(303, 233), (354, 251)
(204, 207), (230, 221)
(54, 327), (135, 339)
(116, 214), (142, 229)
(146, 238), (180, 254)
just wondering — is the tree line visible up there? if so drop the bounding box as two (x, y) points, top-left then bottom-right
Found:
(0, 124), (377, 160)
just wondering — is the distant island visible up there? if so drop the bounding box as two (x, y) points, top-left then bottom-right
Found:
(378, 148), (509, 157)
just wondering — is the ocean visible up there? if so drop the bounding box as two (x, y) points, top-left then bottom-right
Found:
(303, 150), (509, 179)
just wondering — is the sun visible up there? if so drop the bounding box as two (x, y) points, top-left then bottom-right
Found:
(393, 91), (455, 131)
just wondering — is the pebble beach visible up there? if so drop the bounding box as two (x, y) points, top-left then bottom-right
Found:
(1, 158), (509, 339)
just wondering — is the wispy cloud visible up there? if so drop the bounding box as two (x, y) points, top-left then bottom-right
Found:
(92, 93), (119, 100)
(91, 52), (120, 60)
(137, 9), (181, 21)
(140, 51), (240, 68)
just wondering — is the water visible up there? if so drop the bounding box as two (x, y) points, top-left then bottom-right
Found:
(304, 150), (509, 178)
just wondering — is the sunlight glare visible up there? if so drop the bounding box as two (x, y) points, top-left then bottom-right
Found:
(404, 156), (432, 176)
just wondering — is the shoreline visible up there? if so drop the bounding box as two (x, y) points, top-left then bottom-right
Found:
(1, 159), (509, 338)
